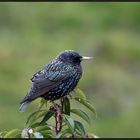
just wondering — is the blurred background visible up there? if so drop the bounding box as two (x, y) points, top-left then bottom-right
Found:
(0, 2), (140, 138)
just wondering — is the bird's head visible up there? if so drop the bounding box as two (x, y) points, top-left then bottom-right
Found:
(57, 50), (92, 64)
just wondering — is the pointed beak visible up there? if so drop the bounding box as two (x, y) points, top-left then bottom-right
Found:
(82, 56), (93, 60)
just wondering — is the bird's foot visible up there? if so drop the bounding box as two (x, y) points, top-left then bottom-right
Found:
(50, 101), (60, 113)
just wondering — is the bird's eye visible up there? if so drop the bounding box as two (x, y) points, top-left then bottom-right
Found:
(72, 56), (82, 63)
(76, 56), (82, 59)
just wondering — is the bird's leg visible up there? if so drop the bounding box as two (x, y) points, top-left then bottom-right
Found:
(50, 100), (59, 112)
(54, 97), (64, 134)
(50, 98), (66, 134)
(55, 109), (63, 135)
(50, 101), (59, 113)
(50, 100), (63, 134)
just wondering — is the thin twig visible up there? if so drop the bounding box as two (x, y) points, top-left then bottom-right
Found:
(53, 98), (65, 135)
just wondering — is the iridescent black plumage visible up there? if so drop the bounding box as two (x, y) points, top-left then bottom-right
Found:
(19, 50), (91, 112)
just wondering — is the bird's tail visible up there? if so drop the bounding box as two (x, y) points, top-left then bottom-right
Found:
(19, 101), (30, 112)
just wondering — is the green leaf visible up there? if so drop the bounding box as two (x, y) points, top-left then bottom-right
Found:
(63, 114), (75, 134)
(87, 132), (99, 138)
(55, 128), (71, 138)
(70, 109), (90, 124)
(30, 122), (41, 128)
(64, 97), (70, 115)
(4, 129), (21, 138)
(38, 98), (48, 110)
(35, 125), (51, 132)
(0, 131), (8, 138)
(40, 130), (53, 138)
(14, 133), (21, 138)
(74, 97), (97, 118)
(33, 132), (43, 138)
(55, 132), (63, 138)
(75, 88), (87, 99)
(41, 133), (53, 138)
(26, 110), (47, 127)
(74, 121), (86, 137)
(39, 110), (54, 125)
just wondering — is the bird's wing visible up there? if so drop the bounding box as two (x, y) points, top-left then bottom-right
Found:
(24, 62), (73, 101)
(31, 62), (73, 87)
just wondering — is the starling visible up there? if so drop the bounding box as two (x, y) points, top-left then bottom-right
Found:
(19, 50), (92, 112)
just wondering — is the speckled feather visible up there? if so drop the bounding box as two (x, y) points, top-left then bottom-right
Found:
(19, 50), (83, 112)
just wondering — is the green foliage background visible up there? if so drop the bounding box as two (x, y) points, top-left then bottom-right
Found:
(0, 2), (140, 137)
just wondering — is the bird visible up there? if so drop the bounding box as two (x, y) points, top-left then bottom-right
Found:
(19, 50), (92, 112)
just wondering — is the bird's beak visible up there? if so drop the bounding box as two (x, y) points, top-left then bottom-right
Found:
(82, 56), (93, 60)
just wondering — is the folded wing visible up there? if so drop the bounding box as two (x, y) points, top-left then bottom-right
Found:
(20, 62), (73, 103)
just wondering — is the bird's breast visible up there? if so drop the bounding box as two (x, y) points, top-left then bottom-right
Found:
(43, 66), (82, 100)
